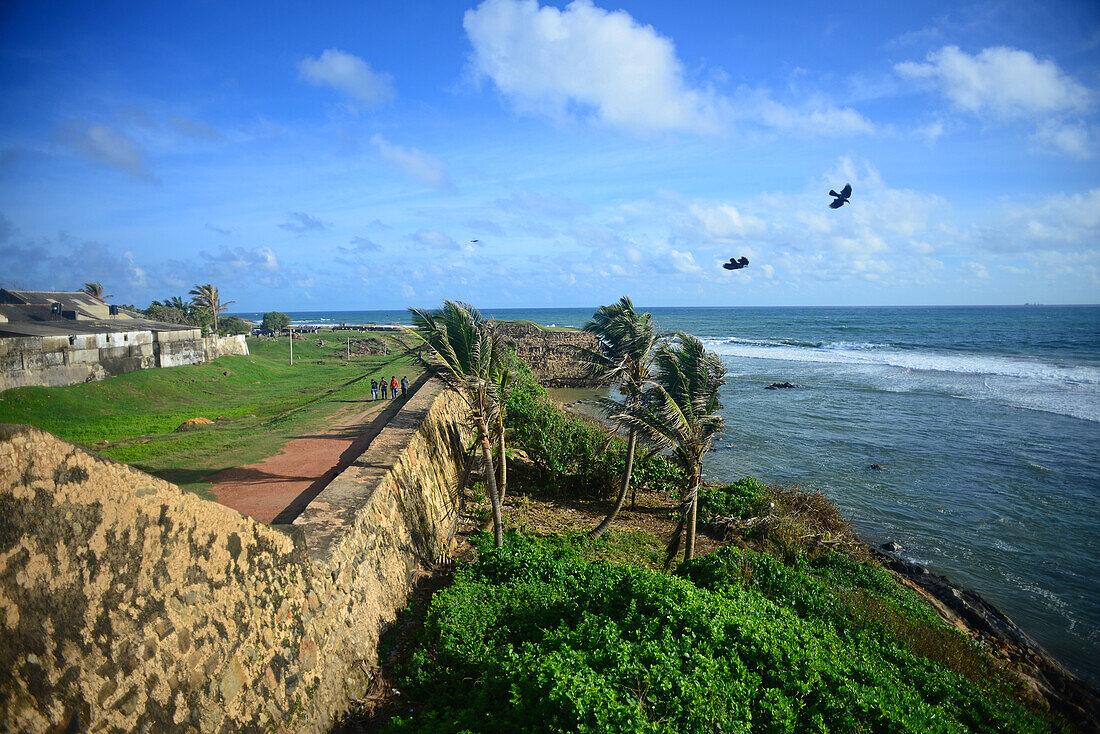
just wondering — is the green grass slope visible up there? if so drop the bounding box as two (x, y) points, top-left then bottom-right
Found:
(0, 335), (420, 495)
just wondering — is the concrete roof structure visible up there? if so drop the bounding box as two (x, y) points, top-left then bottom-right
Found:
(0, 288), (196, 339)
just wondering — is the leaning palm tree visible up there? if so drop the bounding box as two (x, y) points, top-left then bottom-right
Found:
(82, 282), (113, 300)
(408, 301), (505, 547)
(188, 284), (235, 332)
(580, 296), (659, 541)
(619, 332), (725, 564)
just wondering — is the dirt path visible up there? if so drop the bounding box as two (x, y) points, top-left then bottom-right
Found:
(209, 374), (428, 524)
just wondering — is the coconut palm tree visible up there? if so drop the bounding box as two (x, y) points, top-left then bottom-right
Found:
(188, 284), (235, 332)
(408, 301), (506, 547)
(580, 296), (659, 541)
(619, 332), (725, 564)
(82, 282), (113, 300)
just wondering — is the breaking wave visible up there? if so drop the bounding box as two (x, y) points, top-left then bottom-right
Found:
(704, 336), (1100, 422)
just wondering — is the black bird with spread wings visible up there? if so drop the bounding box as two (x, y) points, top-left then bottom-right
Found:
(829, 183), (852, 209)
(723, 256), (749, 270)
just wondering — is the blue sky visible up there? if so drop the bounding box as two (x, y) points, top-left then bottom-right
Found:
(1, 0), (1098, 311)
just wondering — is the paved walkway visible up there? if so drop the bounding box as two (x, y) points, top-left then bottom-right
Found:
(208, 373), (429, 524)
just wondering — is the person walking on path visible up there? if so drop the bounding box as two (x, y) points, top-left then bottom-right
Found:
(400, 375), (409, 398)
(370, 378), (378, 401)
(379, 377), (387, 399)
(390, 376), (399, 400)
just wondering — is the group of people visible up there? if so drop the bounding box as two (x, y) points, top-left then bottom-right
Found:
(371, 375), (409, 401)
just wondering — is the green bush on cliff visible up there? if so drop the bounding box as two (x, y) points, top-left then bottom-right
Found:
(698, 476), (772, 520)
(389, 534), (1048, 734)
(504, 361), (683, 499)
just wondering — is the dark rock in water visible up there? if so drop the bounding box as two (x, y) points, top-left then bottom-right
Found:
(869, 463), (886, 471)
(765, 381), (799, 390)
(881, 540), (903, 552)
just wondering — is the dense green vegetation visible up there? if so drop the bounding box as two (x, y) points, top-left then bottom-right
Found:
(0, 334), (419, 495)
(388, 351), (1049, 733)
(699, 476), (772, 520)
(389, 534), (1048, 734)
(262, 310), (292, 331)
(503, 357), (684, 501)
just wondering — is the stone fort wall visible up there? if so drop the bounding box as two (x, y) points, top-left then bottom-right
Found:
(0, 378), (470, 732)
(0, 332), (248, 392)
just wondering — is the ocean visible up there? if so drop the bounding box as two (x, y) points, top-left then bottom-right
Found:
(236, 305), (1100, 686)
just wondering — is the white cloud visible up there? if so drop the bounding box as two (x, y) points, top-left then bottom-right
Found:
(413, 229), (459, 250)
(123, 251), (148, 288)
(964, 261), (989, 279)
(201, 246), (281, 273)
(896, 46), (1091, 119)
(344, 236), (381, 252)
(684, 203), (766, 242)
(57, 123), (156, 182)
(299, 49), (394, 107)
(371, 134), (453, 190)
(746, 91), (875, 135)
(980, 188), (1100, 251)
(1032, 120), (1092, 158)
(668, 249), (700, 273)
(896, 46), (1094, 156)
(464, 0), (873, 138)
(278, 212), (327, 233)
(465, 0), (719, 133)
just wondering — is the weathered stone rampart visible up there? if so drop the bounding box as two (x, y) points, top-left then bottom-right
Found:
(493, 321), (604, 387)
(0, 333), (249, 391)
(0, 378), (470, 732)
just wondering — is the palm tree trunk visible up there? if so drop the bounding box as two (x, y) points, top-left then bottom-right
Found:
(684, 472), (699, 563)
(477, 419), (504, 547)
(497, 419), (507, 503)
(588, 427), (637, 541)
(455, 442), (477, 497)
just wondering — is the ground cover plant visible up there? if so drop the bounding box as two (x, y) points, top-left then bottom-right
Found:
(388, 534), (1050, 734)
(0, 333), (419, 495)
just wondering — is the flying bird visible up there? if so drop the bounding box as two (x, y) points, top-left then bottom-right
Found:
(723, 256), (749, 270)
(829, 183), (852, 209)
(471, 239), (480, 243)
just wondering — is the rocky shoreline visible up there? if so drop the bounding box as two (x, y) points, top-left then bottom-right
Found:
(871, 545), (1100, 731)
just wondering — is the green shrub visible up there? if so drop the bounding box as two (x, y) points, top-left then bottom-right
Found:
(390, 535), (1048, 734)
(698, 476), (772, 520)
(504, 360), (685, 500)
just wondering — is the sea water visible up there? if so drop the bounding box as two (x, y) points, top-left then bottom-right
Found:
(236, 305), (1100, 686)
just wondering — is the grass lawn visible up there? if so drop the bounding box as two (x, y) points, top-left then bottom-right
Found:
(0, 333), (423, 497)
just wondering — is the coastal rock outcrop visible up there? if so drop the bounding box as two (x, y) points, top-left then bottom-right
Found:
(765, 381), (800, 390)
(492, 321), (607, 388)
(873, 547), (1100, 730)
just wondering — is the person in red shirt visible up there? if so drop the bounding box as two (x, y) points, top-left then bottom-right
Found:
(390, 376), (399, 400)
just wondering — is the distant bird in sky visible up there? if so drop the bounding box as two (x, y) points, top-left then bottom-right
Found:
(829, 183), (852, 209)
(723, 256), (749, 270)
(471, 239), (479, 243)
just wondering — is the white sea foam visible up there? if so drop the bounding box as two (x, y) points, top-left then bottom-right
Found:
(705, 337), (1100, 422)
